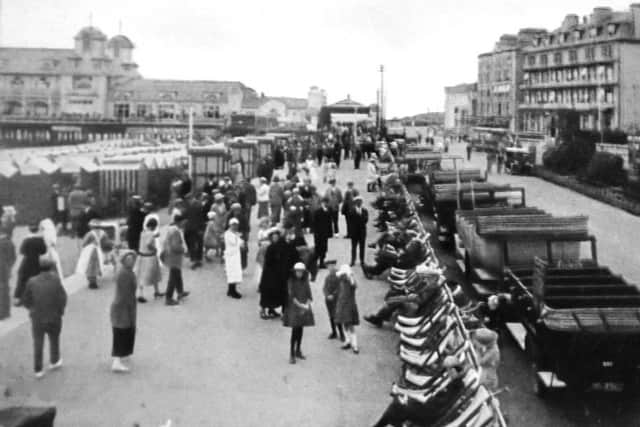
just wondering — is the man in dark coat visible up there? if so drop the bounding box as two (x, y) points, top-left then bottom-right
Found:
(333, 140), (342, 167)
(15, 223), (47, 306)
(269, 176), (285, 225)
(51, 184), (68, 235)
(312, 198), (333, 269)
(126, 196), (145, 252)
(349, 196), (368, 267)
(77, 201), (100, 239)
(184, 195), (205, 269)
(203, 174), (217, 195)
(341, 182), (357, 238)
(274, 145), (285, 169)
(22, 254), (67, 378)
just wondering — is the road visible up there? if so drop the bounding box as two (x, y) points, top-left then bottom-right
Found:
(1, 145), (640, 426)
(447, 142), (640, 427)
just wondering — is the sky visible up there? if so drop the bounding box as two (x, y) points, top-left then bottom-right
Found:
(0, 0), (632, 117)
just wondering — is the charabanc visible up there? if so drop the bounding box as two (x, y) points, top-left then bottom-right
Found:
(504, 147), (534, 175)
(506, 257), (640, 396)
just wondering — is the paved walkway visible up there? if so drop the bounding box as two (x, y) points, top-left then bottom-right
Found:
(0, 159), (399, 427)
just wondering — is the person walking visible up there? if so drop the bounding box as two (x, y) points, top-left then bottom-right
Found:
(0, 227), (16, 320)
(110, 250), (138, 373)
(334, 264), (360, 354)
(283, 262), (315, 364)
(257, 177), (270, 220)
(135, 215), (163, 302)
(341, 182), (357, 239)
(126, 195), (145, 252)
(161, 214), (189, 306)
(322, 264), (344, 341)
(324, 179), (342, 237)
(259, 228), (298, 319)
(466, 141), (472, 161)
(312, 197), (333, 269)
(51, 184), (68, 235)
(203, 211), (222, 261)
(269, 176), (285, 226)
(68, 184), (87, 238)
(22, 254), (67, 379)
(15, 223), (47, 305)
(349, 196), (368, 267)
(184, 194), (205, 269)
(76, 220), (111, 290)
(224, 218), (244, 299)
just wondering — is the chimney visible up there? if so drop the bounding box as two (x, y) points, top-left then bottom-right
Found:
(591, 7), (613, 25)
(562, 14), (579, 29)
(631, 3), (640, 38)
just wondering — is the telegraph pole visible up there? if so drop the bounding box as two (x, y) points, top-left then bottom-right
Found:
(379, 64), (385, 132)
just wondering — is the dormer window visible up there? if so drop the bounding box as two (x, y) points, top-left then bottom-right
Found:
(533, 38), (540, 47)
(589, 27), (598, 37)
(574, 30), (582, 40)
(562, 33), (569, 42)
(607, 24), (618, 35)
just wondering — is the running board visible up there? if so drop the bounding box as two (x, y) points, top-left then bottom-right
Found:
(506, 322), (526, 351)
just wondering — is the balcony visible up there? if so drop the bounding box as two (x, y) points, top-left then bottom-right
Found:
(519, 79), (617, 89)
(518, 100), (615, 111)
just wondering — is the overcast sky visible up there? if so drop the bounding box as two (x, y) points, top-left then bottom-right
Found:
(0, 0), (632, 117)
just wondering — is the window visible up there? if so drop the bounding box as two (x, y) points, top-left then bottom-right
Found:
(72, 75), (92, 90)
(528, 55), (536, 66)
(114, 103), (130, 119)
(589, 27), (598, 38)
(10, 76), (24, 87)
(574, 30), (583, 40)
(607, 24), (618, 36)
(82, 36), (91, 53)
(569, 50), (578, 63)
(136, 104), (150, 117)
(540, 54), (548, 66)
(158, 103), (175, 119)
(113, 45), (120, 58)
(553, 52), (563, 65)
(68, 99), (93, 105)
(585, 47), (595, 61)
(204, 104), (220, 118)
(602, 44), (613, 58)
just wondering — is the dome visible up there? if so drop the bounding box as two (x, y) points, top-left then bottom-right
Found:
(108, 35), (135, 49)
(74, 26), (107, 41)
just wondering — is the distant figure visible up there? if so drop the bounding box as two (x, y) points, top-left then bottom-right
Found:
(466, 142), (472, 161)
(224, 218), (244, 299)
(22, 254), (67, 379)
(68, 184), (87, 237)
(126, 195), (145, 252)
(51, 184), (68, 234)
(322, 264), (344, 341)
(135, 215), (163, 302)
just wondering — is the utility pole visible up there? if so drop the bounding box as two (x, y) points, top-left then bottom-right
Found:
(379, 64), (384, 133)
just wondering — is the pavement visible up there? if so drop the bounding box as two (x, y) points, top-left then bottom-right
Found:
(2, 145), (640, 426)
(0, 160), (399, 427)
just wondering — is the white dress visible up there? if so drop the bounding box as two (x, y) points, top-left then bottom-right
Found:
(39, 218), (64, 279)
(224, 230), (243, 284)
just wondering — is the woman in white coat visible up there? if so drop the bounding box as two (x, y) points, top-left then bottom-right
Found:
(224, 218), (244, 299)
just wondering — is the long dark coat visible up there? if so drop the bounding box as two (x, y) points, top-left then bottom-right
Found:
(16, 236), (47, 297)
(259, 239), (299, 309)
(126, 207), (145, 251)
(282, 273), (315, 328)
(334, 275), (359, 326)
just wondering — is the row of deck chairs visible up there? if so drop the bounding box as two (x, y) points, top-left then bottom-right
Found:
(376, 185), (507, 427)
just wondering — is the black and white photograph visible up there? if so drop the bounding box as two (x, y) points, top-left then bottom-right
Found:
(1, 0), (640, 425)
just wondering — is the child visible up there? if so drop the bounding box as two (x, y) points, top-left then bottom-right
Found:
(283, 262), (315, 364)
(472, 327), (500, 392)
(323, 263), (345, 341)
(135, 215), (163, 301)
(203, 211), (221, 261)
(254, 217), (271, 289)
(335, 264), (360, 354)
(323, 158), (337, 183)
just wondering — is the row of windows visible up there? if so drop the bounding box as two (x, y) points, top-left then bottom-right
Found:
(479, 69), (511, 83)
(532, 24), (619, 48)
(479, 102), (511, 116)
(527, 44), (613, 66)
(522, 87), (615, 105)
(523, 65), (615, 85)
(113, 103), (221, 119)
